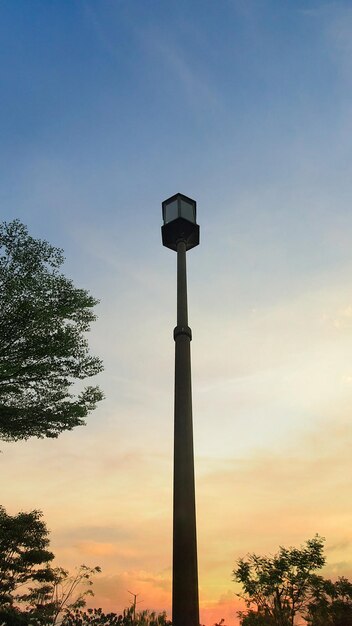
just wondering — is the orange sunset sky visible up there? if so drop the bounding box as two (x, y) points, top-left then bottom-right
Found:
(2, 1), (352, 624)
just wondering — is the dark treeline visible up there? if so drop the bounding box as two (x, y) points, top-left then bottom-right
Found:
(1, 506), (352, 626)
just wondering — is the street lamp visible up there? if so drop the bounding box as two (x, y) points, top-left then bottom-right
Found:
(161, 193), (200, 626)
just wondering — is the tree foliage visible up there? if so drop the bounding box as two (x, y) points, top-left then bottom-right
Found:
(0, 506), (100, 625)
(0, 506), (55, 608)
(62, 606), (172, 626)
(22, 564), (101, 625)
(0, 220), (103, 441)
(237, 609), (277, 625)
(233, 535), (326, 626)
(305, 576), (352, 626)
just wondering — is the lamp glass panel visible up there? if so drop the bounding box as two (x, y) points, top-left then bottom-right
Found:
(164, 200), (178, 223)
(180, 199), (195, 223)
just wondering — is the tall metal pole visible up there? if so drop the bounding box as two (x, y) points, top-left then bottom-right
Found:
(172, 239), (199, 626)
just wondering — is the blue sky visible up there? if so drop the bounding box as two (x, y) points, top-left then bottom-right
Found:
(2, 2), (352, 623)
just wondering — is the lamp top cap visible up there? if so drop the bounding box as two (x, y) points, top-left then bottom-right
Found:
(162, 192), (196, 206)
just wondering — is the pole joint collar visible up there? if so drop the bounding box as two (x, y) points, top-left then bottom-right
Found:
(173, 325), (192, 341)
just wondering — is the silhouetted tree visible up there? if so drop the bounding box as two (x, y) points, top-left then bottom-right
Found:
(0, 219), (103, 441)
(0, 506), (100, 625)
(0, 606), (32, 625)
(233, 535), (325, 626)
(237, 609), (276, 625)
(0, 505), (57, 625)
(62, 606), (172, 626)
(23, 564), (101, 625)
(305, 576), (352, 626)
(0, 506), (55, 609)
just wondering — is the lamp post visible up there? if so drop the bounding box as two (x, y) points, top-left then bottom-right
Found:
(161, 193), (200, 626)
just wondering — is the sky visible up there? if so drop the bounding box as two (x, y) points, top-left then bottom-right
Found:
(1, 0), (352, 623)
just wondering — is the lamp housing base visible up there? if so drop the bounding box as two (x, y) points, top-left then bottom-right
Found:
(162, 218), (200, 251)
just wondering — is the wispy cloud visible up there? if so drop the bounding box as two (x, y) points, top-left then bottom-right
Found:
(137, 22), (224, 121)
